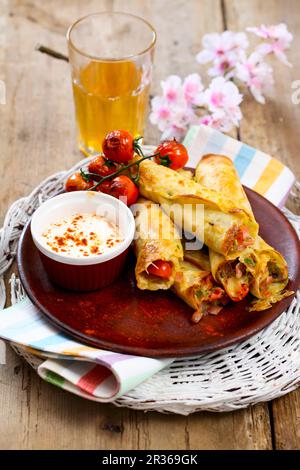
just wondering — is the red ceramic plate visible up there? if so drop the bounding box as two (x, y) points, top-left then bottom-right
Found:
(17, 187), (300, 358)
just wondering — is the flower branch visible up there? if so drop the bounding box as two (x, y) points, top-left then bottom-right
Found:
(150, 23), (293, 140)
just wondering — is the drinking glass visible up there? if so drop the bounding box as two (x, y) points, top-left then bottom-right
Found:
(67, 12), (156, 155)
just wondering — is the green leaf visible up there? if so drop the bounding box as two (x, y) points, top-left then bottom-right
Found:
(159, 154), (171, 167)
(196, 289), (203, 299)
(80, 168), (90, 182)
(244, 257), (255, 267)
(104, 158), (116, 168)
(133, 136), (144, 158)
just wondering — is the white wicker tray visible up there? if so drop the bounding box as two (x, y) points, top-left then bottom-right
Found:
(1, 152), (299, 415)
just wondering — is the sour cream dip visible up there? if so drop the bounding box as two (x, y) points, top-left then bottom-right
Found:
(42, 212), (123, 258)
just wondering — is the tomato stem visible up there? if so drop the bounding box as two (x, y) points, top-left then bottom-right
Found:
(80, 168), (91, 182)
(80, 139), (160, 191)
(86, 152), (160, 191)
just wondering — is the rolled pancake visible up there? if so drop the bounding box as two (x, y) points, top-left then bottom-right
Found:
(195, 154), (292, 308)
(195, 154), (254, 218)
(138, 159), (258, 257)
(172, 260), (228, 323)
(209, 249), (251, 301)
(134, 198), (183, 290)
(239, 237), (293, 311)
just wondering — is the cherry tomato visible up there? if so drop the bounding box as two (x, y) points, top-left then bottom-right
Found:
(209, 287), (224, 301)
(95, 180), (112, 194)
(110, 175), (139, 206)
(236, 225), (253, 248)
(231, 283), (249, 302)
(154, 139), (189, 170)
(88, 155), (117, 180)
(147, 260), (172, 279)
(65, 172), (94, 192)
(102, 130), (134, 164)
(107, 175), (139, 206)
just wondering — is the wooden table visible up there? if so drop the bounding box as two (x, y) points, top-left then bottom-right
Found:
(0, 0), (299, 450)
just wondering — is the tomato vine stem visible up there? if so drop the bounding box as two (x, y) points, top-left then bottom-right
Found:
(81, 138), (160, 191)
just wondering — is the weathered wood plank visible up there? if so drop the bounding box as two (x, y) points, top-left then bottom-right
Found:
(225, 0), (300, 179)
(225, 0), (300, 450)
(271, 390), (300, 450)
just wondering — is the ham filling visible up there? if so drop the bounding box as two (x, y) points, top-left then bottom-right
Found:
(255, 261), (284, 297)
(192, 274), (228, 323)
(224, 224), (254, 254)
(219, 260), (250, 301)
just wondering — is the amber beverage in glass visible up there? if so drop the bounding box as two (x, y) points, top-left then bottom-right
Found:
(67, 12), (156, 155)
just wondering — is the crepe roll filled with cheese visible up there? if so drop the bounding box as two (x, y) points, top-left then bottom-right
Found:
(239, 237), (293, 311)
(195, 154), (292, 308)
(194, 154), (258, 302)
(195, 154), (255, 219)
(172, 260), (228, 323)
(184, 244), (249, 303)
(209, 250), (251, 301)
(138, 159), (258, 257)
(209, 239), (292, 306)
(185, 242), (251, 302)
(134, 198), (183, 290)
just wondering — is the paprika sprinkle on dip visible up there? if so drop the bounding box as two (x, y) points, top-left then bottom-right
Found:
(42, 213), (123, 258)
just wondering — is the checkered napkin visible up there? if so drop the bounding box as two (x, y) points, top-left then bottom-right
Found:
(0, 125), (295, 402)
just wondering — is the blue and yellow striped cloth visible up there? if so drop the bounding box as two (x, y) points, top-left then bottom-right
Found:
(183, 125), (295, 207)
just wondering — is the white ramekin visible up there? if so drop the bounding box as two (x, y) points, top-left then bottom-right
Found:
(30, 191), (135, 291)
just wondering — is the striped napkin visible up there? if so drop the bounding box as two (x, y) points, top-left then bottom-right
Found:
(0, 124), (295, 402)
(0, 298), (172, 401)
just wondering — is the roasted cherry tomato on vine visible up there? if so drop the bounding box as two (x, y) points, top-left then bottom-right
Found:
(106, 175), (139, 206)
(95, 180), (112, 194)
(88, 155), (117, 180)
(147, 260), (172, 279)
(154, 139), (189, 170)
(102, 130), (134, 164)
(65, 172), (94, 192)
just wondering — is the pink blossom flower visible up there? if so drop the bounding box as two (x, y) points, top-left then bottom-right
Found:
(207, 60), (236, 79)
(150, 72), (244, 139)
(199, 110), (239, 133)
(199, 115), (214, 127)
(247, 23), (292, 41)
(247, 23), (293, 66)
(160, 106), (197, 141)
(196, 31), (249, 76)
(235, 52), (274, 103)
(182, 73), (204, 105)
(203, 77), (243, 126)
(160, 75), (184, 104)
(149, 84), (198, 141)
(149, 96), (172, 131)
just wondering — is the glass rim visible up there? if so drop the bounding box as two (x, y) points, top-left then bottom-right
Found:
(66, 11), (156, 62)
